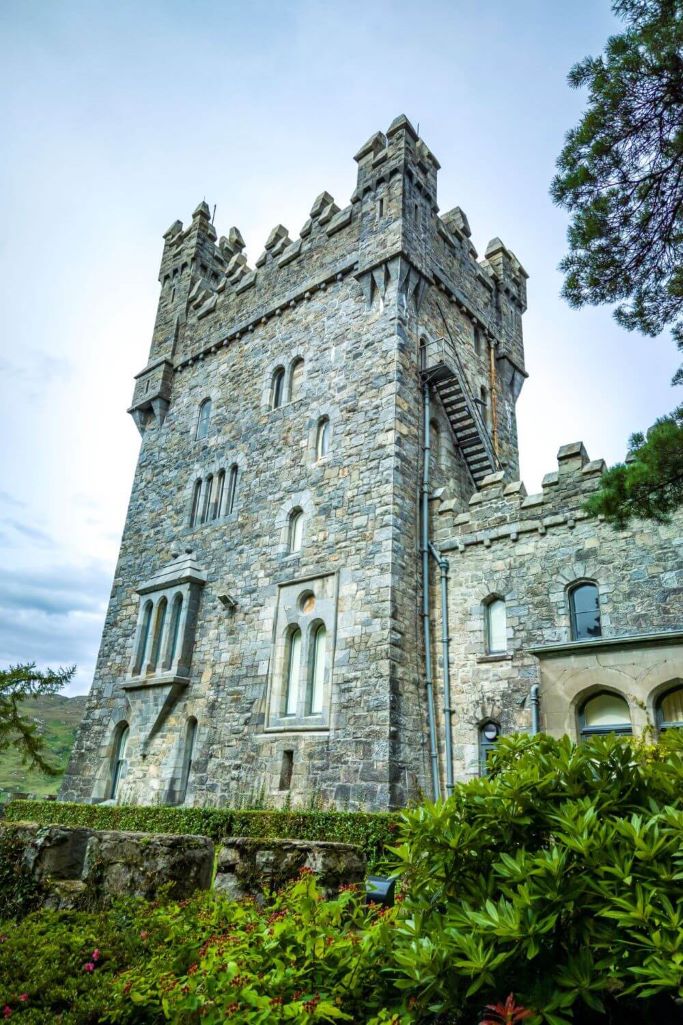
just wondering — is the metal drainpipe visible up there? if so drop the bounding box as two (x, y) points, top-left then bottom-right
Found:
(422, 380), (441, 801)
(430, 542), (454, 796)
(530, 684), (540, 735)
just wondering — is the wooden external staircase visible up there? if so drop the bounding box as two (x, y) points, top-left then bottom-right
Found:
(421, 336), (498, 487)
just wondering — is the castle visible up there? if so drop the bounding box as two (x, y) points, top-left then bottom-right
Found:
(61, 116), (683, 810)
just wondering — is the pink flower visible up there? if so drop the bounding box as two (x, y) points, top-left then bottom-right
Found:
(139, 930), (149, 941)
(83, 962), (95, 973)
(18, 996), (28, 1003)
(2, 1007), (11, 1019)
(91, 949), (101, 962)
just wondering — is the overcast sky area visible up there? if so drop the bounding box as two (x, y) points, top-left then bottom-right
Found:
(0, 0), (680, 696)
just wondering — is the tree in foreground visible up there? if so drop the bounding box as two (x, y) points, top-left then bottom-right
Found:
(0, 662), (75, 775)
(552, 0), (683, 525)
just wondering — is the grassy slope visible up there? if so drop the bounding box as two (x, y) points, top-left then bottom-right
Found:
(0, 694), (87, 797)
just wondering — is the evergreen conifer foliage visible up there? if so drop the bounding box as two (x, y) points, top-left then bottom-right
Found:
(0, 662), (75, 774)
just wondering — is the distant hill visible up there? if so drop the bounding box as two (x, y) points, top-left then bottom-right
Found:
(0, 693), (87, 798)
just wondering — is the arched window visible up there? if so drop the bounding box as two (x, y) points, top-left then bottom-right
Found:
(271, 367), (285, 409)
(656, 684), (683, 731)
(289, 357), (304, 402)
(149, 598), (167, 672)
(473, 324), (482, 357)
(288, 508), (303, 553)
(485, 597), (507, 654)
(479, 721), (500, 776)
(201, 475), (214, 524)
(110, 722), (129, 800)
(189, 480), (202, 527)
(309, 623), (326, 715)
(133, 600), (153, 675)
(214, 470), (225, 519)
(579, 692), (632, 738)
(165, 594), (183, 669)
(316, 417), (330, 459)
(196, 398), (211, 440)
(569, 582), (601, 641)
(283, 628), (302, 716)
(226, 465), (238, 514)
(178, 718), (197, 804)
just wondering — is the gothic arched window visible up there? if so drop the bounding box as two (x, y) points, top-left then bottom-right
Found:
(226, 465), (238, 514)
(190, 480), (202, 527)
(655, 684), (683, 731)
(569, 582), (601, 641)
(484, 597), (507, 655)
(214, 470), (225, 520)
(579, 692), (632, 738)
(201, 475), (214, 524)
(271, 367), (285, 409)
(308, 623), (326, 715)
(288, 508), (304, 553)
(316, 417), (330, 459)
(110, 722), (129, 800)
(165, 594), (183, 669)
(283, 628), (302, 716)
(196, 398), (211, 440)
(289, 357), (304, 402)
(149, 598), (167, 672)
(134, 600), (153, 675)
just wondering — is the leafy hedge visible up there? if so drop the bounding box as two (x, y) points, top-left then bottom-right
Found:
(2, 800), (397, 867)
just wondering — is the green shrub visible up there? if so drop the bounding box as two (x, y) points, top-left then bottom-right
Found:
(2, 802), (396, 868)
(387, 731), (683, 1024)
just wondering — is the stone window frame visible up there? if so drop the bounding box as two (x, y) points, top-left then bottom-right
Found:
(576, 688), (633, 739)
(270, 366), (286, 409)
(482, 593), (507, 656)
(195, 397), (212, 440)
(288, 356), (305, 403)
(177, 716), (198, 804)
(127, 558), (206, 687)
(109, 720), (130, 800)
(276, 491), (314, 559)
(186, 459), (242, 530)
(263, 356), (307, 414)
(266, 571), (338, 733)
(288, 508), (304, 553)
(315, 416), (331, 461)
(567, 579), (602, 642)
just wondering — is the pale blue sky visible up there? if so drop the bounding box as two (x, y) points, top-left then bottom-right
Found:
(0, 0), (679, 694)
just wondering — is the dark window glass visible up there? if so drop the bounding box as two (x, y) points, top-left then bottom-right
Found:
(569, 583), (602, 641)
(227, 465), (238, 514)
(479, 721), (500, 776)
(190, 480), (202, 527)
(271, 368), (285, 409)
(196, 399), (211, 440)
(214, 470), (225, 519)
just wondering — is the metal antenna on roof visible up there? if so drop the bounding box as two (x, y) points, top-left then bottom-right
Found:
(212, 204), (216, 225)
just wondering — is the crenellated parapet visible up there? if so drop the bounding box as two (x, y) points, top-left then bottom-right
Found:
(434, 442), (608, 551)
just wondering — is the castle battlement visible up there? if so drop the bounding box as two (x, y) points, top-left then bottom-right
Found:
(434, 441), (609, 551)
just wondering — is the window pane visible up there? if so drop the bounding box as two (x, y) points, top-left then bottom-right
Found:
(310, 625), (326, 714)
(317, 419), (330, 459)
(214, 472), (225, 519)
(486, 599), (506, 653)
(290, 511), (303, 552)
(149, 599), (167, 671)
(583, 693), (631, 728)
(190, 480), (202, 527)
(285, 630), (301, 716)
(201, 476), (213, 524)
(180, 719), (196, 803)
(272, 369), (284, 409)
(570, 583), (601, 640)
(227, 466), (238, 514)
(134, 602), (153, 674)
(289, 359), (304, 401)
(196, 399), (211, 439)
(111, 724), (129, 800)
(166, 596), (183, 667)
(660, 687), (683, 724)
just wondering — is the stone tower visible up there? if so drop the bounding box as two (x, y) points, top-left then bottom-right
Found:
(61, 115), (528, 809)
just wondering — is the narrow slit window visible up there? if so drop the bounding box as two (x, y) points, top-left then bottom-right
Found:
(485, 598), (506, 654)
(201, 475), (213, 524)
(178, 718), (197, 804)
(377, 197), (384, 218)
(134, 601), (153, 675)
(271, 368), (285, 409)
(226, 465), (238, 514)
(284, 629), (302, 716)
(279, 750), (294, 790)
(430, 419), (440, 472)
(149, 598), (167, 672)
(165, 594), (183, 668)
(309, 624), (326, 715)
(289, 358), (304, 402)
(288, 509), (303, 553)
(190, 480), (202, 527)
(316, 417), (330, 459)
(214, 470), (225, 519)
(196, 398), (211, 440)
(110, 723), (129, 800)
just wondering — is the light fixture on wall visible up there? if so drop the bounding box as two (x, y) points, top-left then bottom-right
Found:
(218, 593), (237, 611)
